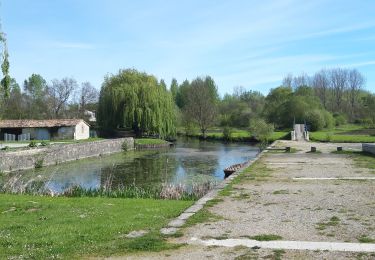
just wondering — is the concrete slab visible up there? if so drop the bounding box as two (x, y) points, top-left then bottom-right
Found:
(191, 237), (375, 252)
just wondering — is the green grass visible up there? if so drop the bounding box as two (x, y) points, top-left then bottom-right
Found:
(310, 124), (375, 143)
(333, 151), (375, 171)
(358, 235), (375, 243)
(0, 194), (193, 259)
(135, 138), (168, 145)
(177, 127), (289, 143)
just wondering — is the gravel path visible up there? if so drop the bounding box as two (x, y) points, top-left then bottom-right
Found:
(113, 141), (375, 259)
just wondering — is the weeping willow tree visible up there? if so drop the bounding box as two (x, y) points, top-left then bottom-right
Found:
(97, 69), (176, 138)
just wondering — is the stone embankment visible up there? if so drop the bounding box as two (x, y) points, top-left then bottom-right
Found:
(0, 138), (134, 172)
(363, 143), (375, 155)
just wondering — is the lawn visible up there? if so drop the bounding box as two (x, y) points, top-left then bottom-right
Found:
(177, 127), (289, 142)
(135, 138), (169, 145)
(310, 124), (375, 143)
(0, 195), (193, 259)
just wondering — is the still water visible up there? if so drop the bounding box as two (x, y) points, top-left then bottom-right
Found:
(0, 138), (259, 194)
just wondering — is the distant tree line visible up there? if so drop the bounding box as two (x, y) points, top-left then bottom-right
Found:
(0, 74), (99, 121)
(1, 66), (374, 139)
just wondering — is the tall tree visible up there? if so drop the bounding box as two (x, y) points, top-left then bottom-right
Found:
(0, 22), (10, 97)
(348, 69), (365, 117)
(48, 77), (77, 118)
(23, 74), (49, 119)
(97, 69), (176, 138)
(79, 82), (98, 116)
(170, 78), (179, 103)
(184, 76), (219, 138)
(312, 69), (330, 109)
(330, 68), (348, 112)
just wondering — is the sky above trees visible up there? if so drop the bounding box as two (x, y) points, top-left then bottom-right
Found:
(2, 0), (375, 95)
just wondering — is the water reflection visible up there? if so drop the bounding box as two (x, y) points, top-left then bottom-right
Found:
(0, 139), (259, 194)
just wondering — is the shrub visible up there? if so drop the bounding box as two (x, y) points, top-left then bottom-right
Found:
(306, 110), (325, 131)
(34, 159), (44, 169)
(40, 140), (50, 146)
(325, 132), (333, 142)
(249, 118), (274, 148)
(322, 111), (334, 129)
(122, 141), (130, 151)
(333, 113), (347, 126)
(29, 141), (37, 147)
(222, 126), (233, 141)
(0, 146), (9, 151)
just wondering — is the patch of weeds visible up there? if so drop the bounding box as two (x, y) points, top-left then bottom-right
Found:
(162, 231), (183, 238)
(272, 189), (289, 195)
(316, 216), (341, 231)
(183, 209), (222, 227)
(232, 192), (251, 200)
(234, 249), (259, 260)
(358, 235), (375, 243)
(244, 234), (282, 241)
(205, 198), (224, 207)
(263, 202), (278, 206)
(28, 141), (38, 147)
(122, 233), (182, 252)
(202, 234), (229, 240)
(268, 249), (286, 260)
(34, 159), (44, 169)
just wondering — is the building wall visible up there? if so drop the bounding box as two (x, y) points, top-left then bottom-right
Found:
(0, 138), (134, 172)
(74, 121), (90, 140)
(57, 126), (74, 140)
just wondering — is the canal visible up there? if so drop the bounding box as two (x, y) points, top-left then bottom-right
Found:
(0, 138), (259, 194)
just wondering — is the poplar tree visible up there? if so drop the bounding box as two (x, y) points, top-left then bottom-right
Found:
(0, 20), (10, 97)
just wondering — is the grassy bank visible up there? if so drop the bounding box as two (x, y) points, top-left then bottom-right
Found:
(177, 127), (289, 142)
(134, 138), (169, 145)
(0, 194), (193, 259)
(310, 124), (375, 143)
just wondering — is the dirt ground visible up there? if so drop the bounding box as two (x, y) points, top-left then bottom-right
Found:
(111, 141), (375, 259)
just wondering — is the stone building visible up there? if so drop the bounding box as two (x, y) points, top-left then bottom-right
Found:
(0, 119), (90, 141)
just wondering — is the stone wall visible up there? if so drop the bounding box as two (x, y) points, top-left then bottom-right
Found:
(362, 143), (375, 155)
(0, 138), (134, 173)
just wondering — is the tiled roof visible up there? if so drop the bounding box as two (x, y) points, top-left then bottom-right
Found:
(0, 119), (89, 128)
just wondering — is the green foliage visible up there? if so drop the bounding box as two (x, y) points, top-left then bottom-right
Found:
(97, 69), (176, 138)
(122, 140), (131, 151)
(0, 194), (192, 258)
(334, 113), (347, 126)
(40, 140), (49, 146)
(248, 234), (282, 241)
(0, 24), (10, 97)
(28, 141), (37, 148)
(183, 76), (219, 138)
(135, 138), (168, 145)
(305, 109), (325, 131)
(222, 126), (233, 141)
(322, 110), (335, 129)
(34, 159), (44, 169)
(249, 118), (274, 145)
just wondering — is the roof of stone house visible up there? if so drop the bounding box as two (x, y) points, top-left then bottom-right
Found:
(0, 119), (89, 128)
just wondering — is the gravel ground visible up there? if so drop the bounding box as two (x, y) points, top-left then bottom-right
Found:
(113, 141), (375, 259)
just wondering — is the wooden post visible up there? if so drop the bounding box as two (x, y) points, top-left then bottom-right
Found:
(286, 147), (291, 152)
(311, 147), (317, 152)
(337, 147), (343, 152)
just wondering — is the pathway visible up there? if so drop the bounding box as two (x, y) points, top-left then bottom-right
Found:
(114, 141), (375, 259)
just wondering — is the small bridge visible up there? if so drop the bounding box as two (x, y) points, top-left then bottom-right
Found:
(291, 124), (309, 141)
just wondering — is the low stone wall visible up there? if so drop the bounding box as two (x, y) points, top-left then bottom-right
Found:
(362, 143), (375, 155)
(0, 138), (134, 173)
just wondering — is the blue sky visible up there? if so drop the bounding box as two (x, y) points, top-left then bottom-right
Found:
(2, 0), (375, 95)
